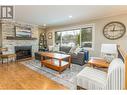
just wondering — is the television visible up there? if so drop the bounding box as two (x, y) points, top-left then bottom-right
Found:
(15, 26), (32, 38)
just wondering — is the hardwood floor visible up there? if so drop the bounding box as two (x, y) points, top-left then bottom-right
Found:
(0, 61), (67, 90)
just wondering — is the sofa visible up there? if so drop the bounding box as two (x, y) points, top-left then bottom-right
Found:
(35, 46), (86, 66)
(59, 46), (85, 66)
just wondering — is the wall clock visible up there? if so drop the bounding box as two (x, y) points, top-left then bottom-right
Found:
(103, 21), (126, 40)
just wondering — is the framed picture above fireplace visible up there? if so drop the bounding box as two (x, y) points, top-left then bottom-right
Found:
(15, 26), (32, 38)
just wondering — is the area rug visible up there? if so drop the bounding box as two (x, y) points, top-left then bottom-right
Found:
(21, 60), (84, 89)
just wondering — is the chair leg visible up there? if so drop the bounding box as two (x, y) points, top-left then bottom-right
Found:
(77, 86), (81, 90)
(2, 58), (3, 64)
(77, 86), (86, 90)
(15, 60), (16, 63)
(14, 57), (16, 63)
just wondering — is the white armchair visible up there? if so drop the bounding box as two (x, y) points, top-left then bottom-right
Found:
(76, 58), (125, 90)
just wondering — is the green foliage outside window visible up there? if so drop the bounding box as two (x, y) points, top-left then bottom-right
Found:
(55, 27), (93, 48)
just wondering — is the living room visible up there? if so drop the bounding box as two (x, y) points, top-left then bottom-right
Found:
(0, 5), (127, 90)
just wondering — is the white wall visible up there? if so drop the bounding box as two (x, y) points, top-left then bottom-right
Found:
(46, 14), (127, 57)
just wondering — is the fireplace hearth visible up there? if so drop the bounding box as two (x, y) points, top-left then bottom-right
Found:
(15, 46), (32, 60)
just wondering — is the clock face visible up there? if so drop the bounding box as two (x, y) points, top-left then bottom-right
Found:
(103, 22), (126, 40)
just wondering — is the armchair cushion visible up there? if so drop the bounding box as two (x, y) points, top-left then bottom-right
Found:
(77, 67), (107, 90)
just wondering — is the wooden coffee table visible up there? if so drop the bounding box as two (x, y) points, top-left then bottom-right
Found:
(88, 59), (109, 68)
(40, 52), (71, 74)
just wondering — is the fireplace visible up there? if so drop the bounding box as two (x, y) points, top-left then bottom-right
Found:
(15, 46), (32, 60)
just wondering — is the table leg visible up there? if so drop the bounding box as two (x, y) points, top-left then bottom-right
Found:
(68, 56), (71, 68)
(51, 58), (53, 64)
(41, 62), (43, 67)
(59, 69), (62, 74)
(2, 58), (3, 64)
(91, 64), (94, 68)
(41, 56), (44, 67)
(59, 59), (61, 67)
(90, 64), (92, 67)
(15, 57), (16, 63)
(59, 59), (62, 74)
(7, 58), (8, 64)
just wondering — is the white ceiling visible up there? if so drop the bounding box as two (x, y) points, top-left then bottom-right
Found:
(14, 5), (127, 27)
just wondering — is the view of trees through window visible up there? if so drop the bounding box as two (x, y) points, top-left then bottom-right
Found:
(55, 29), (80, 47)
(61, 29), (80, 47)
(55, 27), (93, 48)
(81, 27), (92, 48)
(55, 32), (61, 45)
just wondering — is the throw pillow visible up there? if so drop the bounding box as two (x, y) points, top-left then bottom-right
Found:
(53, 45), (59, 52)
(103, 54), (115, 63)
(69, 46), (77, 54)
(74, 47), (82, 54)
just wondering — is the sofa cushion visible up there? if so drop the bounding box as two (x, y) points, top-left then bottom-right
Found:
(70, 53), (78, 59)
(59, 46), (71, 53)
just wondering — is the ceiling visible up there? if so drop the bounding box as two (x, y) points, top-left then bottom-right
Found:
(14, 5), (127, 27)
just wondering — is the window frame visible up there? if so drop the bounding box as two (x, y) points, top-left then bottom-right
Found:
(54, 24), (95, 50)
(55, 29), (81, 47)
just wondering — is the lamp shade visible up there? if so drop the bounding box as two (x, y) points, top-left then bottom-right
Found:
(101, 44), (117, 54)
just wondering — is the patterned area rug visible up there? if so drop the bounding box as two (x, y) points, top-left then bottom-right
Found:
(21, 60), (84, 89)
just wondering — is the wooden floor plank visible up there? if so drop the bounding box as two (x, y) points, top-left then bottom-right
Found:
(0, 62), (67, 90)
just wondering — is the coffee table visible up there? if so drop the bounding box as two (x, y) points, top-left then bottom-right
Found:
(40, 52), (71, 74)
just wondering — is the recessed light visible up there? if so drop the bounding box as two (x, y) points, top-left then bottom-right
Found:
(69, 15), (72, 18)
(43, 24), (46, 26)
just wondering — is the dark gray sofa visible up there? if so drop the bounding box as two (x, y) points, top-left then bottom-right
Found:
(35, 46), (86, 66)
(59, 46), (85, 65)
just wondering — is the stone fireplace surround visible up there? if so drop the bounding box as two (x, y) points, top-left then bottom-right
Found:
(0, 20), (39, 57)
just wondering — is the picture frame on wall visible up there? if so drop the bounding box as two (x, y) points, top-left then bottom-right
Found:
(48, 32), (52, 39)
(15, 26), (32, 38)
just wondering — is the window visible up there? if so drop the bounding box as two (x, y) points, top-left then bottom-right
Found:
(55, 29), (80, 47)
(55, 25), (94, 49)
(81, 27), (93, 48)
(55, 31), (61, 45)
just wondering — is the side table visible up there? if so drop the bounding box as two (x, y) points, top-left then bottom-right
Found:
(0, 54), (16, 64)
(88, 59), (109, 68)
